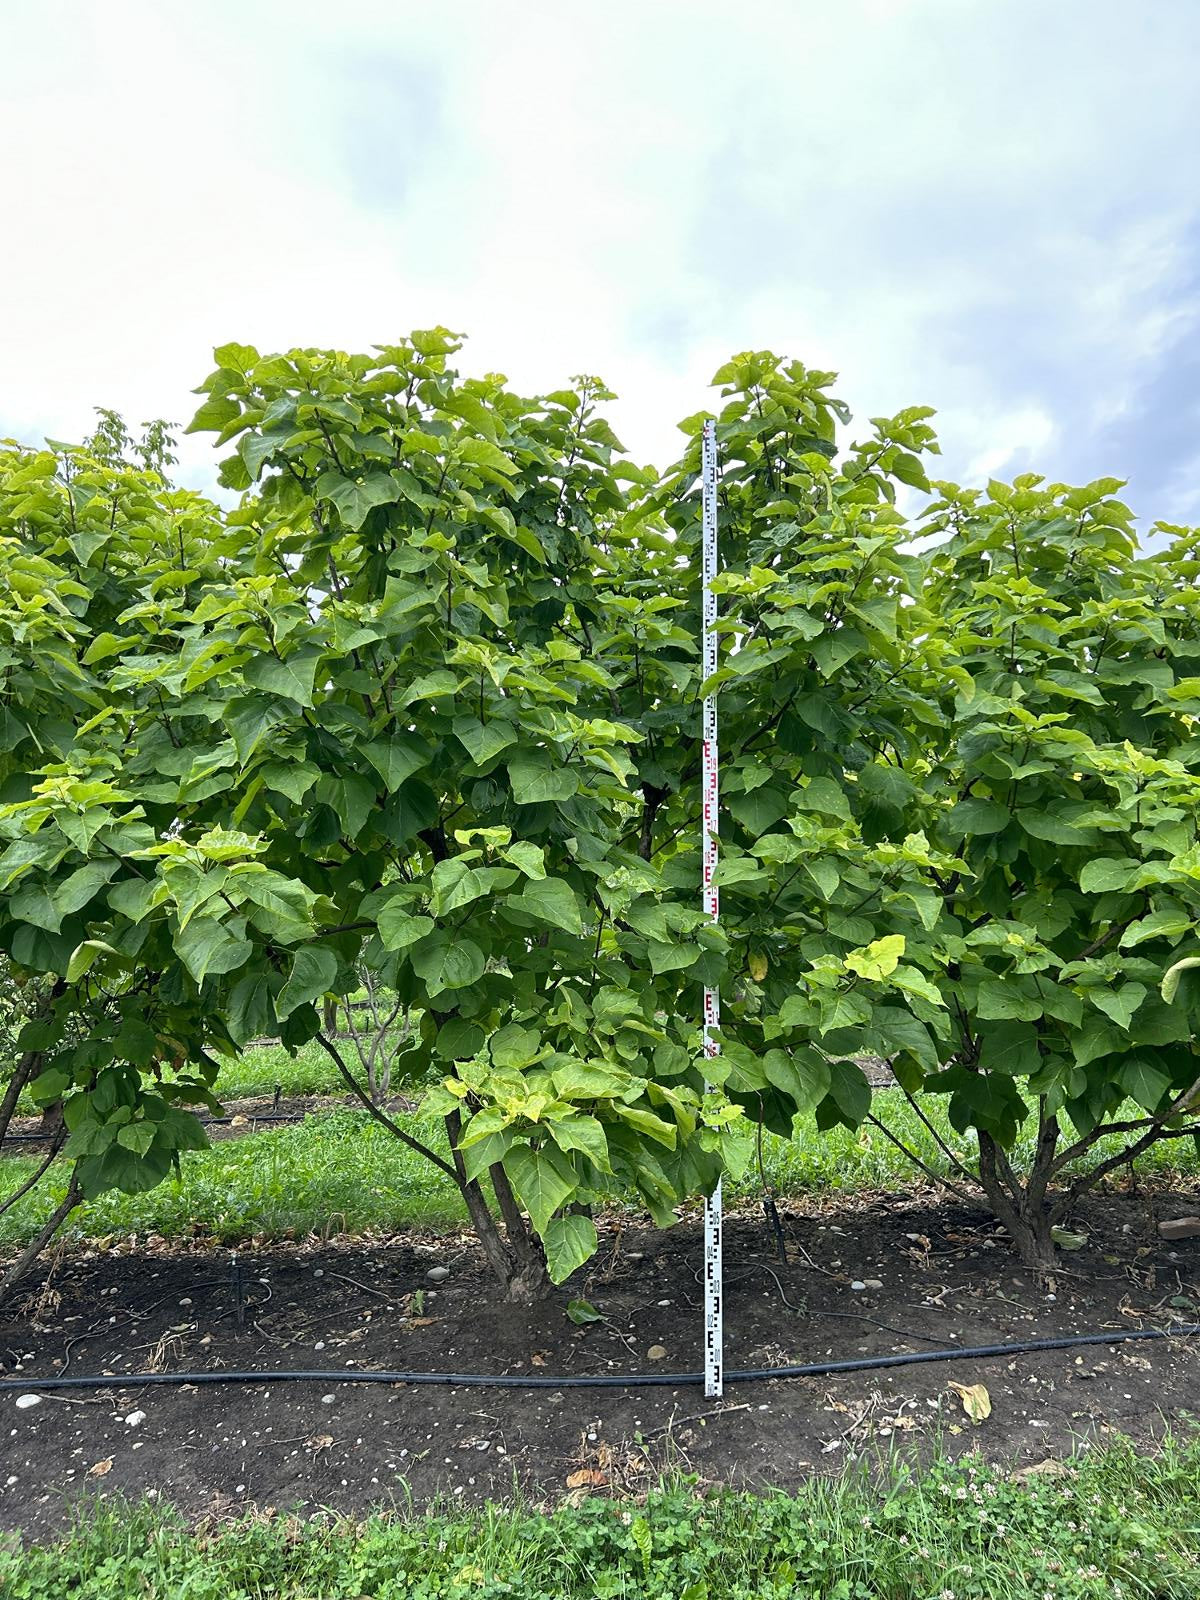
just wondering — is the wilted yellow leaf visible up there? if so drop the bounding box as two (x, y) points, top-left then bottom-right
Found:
(947, 1381), (991, 1424)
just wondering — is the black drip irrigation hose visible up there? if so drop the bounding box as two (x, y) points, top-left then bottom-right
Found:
(4, 1324), (1199, 1394)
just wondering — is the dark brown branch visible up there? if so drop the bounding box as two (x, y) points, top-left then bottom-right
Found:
(315, 1033), (457, 1181)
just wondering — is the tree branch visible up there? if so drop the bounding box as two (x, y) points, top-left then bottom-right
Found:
(315, 1033), (458, 1182)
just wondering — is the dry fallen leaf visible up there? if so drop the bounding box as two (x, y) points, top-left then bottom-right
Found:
(1015, 1457), (1069, 1480)
(89, 1458), (113, 1477)
(530, 1351), (548, 1367)
(947, 1381), (991, 1424)
(565, 1468), (607, 1489)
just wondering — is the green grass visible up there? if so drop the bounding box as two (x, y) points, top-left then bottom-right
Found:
(0, 1111), (466, 1249)
(2, 1087), (1198, 1252)
(3, 1438), (1199, 1598)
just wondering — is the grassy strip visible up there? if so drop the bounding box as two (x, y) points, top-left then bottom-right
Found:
(3, 1439), (1199, 1598)
(2, 1084), (1198, 1251)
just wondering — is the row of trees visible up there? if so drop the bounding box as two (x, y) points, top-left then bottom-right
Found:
(1, 333), (1198, 1300)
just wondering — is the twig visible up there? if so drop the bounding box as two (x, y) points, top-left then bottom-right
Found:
(641, 1402), (752, 1440)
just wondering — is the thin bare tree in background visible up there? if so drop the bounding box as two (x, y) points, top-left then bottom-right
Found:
(333, 970), (409, 1107)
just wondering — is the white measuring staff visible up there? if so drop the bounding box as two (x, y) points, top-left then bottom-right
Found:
(700, 417), (723, 1400)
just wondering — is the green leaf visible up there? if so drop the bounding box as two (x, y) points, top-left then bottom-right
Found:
(551, 1061), (630, 1099)
(116, 1122), (156, 1156)
(874, 1008), (940, 1071)
(66, 940), (116, 982)
(501, 1142), (577, 1233)
(454, 718), (516, 766)
(762, 1047), (831, 1114)
(543, 1214), (598, 1284)
(1120, 908), (1194, 949)
(244, 649), (322, 707)
(502, 841), (546, 880)
(227, 970), (277, 1045)
(728, 786), (790, 835)
(547, 1114), (612, 1172)
(377, 902), (434, 951)
(458, 437), (518, 477)
(976, 980), (1043, 1022)
(362, 736), (430, 793)
(507, 756), (578, 805)
(646, 937), (700, 975)
(1089, 982), (1147, 1031)
(260, 761), (320, 803)
(236, 871), (315, 944)
(566, 1298), (603, 1325)
(314, 469), (404, 530)
(10, 881), (62, 933)
(277, 945), (338, 1019)
(431, 858), (488, 916)
(1162, 955), (1200, 1005)
(825, 1059), (870, 1124)
(410, 933), (485, 995)
(978, 1021), (1041, 1077)
(614, 1103), (677, 1149)
(946, 798), (1010, 836)
(1079, 858), (1136, 895)
(511, 877), (583, 935)
(1118, 1056), (1171, 1112)
(796, 776), (851, 821)
(890, 965), (946, 1008)
(175, 917), (252, 984)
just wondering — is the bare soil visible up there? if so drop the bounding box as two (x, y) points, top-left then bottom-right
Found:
(1, 1185), (1198, 1536)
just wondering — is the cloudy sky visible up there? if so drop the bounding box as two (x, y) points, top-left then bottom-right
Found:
(2, 0), (1198, 520)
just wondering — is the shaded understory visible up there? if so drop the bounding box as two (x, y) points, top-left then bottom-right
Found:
(2, 1078), (1198, 1252)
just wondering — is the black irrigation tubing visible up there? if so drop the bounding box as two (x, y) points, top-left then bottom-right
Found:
(4, 1324), (1200, 1395)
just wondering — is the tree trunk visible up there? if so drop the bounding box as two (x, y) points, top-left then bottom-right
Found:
(0, 1173), (80, 1305)
(38, 1100), (64, 1140)
(0, 1052), (38, 1145)
(444, 1111), (516, 1289)
(977, 1130), (1057, 1277)
(490, 1161), (550, 1303)
(442, 1112), (552, 1303)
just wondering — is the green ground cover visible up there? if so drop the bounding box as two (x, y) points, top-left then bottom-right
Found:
(3, 1439), (1198, 1599)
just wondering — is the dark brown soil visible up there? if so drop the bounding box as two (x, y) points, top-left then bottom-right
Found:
(1, 1186), (1198, 1536)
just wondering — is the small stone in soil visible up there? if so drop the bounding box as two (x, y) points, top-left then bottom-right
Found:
(426, 1266), (450, 1283)
(850, 1281), (866, 1292)
(1159, 1217), (1200, 1240)
(321, 1394), (336, 1405)
(124, 1410), (147, 1428)
(863, 1279), (883, 1290)
(14, 1395), (41, 1411)
(647, 1345), (668, 1361)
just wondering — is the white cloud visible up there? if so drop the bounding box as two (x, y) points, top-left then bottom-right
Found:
(2, 0), (1198, 513)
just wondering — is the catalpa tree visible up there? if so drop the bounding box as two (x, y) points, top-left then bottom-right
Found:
(646, 358), (1200, 1271)
(0, 334), (746, 1301)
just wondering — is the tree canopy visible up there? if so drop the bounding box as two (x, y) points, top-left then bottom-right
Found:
(2, 333), (1199, 1290)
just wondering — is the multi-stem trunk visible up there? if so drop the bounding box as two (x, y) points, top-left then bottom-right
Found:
(977, 1125), (1059, 1275)
(444, 1110), (550, 1304)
